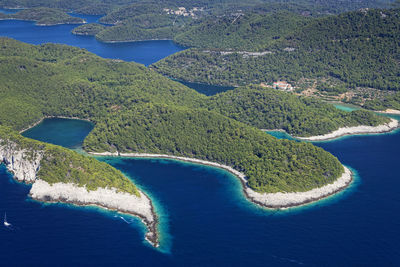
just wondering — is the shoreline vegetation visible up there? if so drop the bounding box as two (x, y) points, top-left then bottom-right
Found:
(89, 152), (353, 209)
(21, 116), (397, 213)
(0, 38), (394, 248)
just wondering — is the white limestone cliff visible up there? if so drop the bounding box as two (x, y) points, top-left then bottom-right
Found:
(0, 142), (43, 182)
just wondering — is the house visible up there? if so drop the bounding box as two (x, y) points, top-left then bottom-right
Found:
(273, 81), (293, 91)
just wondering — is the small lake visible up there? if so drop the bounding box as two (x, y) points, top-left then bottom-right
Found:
(1, 117), (399, 265)
(22, 118), (93, 149)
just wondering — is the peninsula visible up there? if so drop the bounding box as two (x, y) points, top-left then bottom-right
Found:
(0, 126), (159, 246)
(0, 38), (386, 229)
(90, 152), (353, 209)
(1, 7), (85, 26)
(296, 118), (399, 141)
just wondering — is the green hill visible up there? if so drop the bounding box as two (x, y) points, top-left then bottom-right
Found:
(0, 38), (354, 194)
(152, 8), (400, 94)
(200, 85), (389, 136)
(8, 7), (85, 25)
(173, 11), (308, 51)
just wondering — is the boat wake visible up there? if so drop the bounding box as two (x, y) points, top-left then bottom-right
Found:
(114, 215), (135, 224)
(271, 254), (305, 265)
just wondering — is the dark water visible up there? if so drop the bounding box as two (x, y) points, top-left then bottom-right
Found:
(22, 118), (93, 149)
(0, 15), (185, 66)
(0, 13), (237, 95)
(178, 80), (235, 96)
(2, 117), (400, 265)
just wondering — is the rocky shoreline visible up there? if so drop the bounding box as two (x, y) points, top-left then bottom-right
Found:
(296, 118), (399, 141)
(377, 109), (400, 115)
(0, 140), (159, 247)
(90, 152), (353, 209)
(29, 180), (159, 247)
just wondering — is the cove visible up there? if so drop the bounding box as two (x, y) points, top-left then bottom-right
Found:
(0, 13), (236, 96)
(2, 117), (400, 265)
(21, 118), (93, 149)
(0, 17), (185, 66)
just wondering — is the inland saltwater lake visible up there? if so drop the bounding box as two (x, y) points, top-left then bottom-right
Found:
(1, 12), (400, 266)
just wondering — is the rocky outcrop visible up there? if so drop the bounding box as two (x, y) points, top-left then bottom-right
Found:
(296, 119), (399, 141)
(0, 140), (158, 247)
(0, 142), (43, 182)
(30, 179), (158, 247)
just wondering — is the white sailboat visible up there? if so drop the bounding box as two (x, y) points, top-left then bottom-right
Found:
(4, 212), (11, 227)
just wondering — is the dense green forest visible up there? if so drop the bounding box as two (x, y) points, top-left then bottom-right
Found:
(0, 38), (202, 131)
(364, 92), (400, 110)
(0, 0), (393, 15)
(200, 86), (389, 136)
(173, 11), (309, 51)
(3, 7), (85, 25)
(0, 38), (360, 193)
(96, 12), (191, 42)
(0, 126), (139, 195)
(85, 0), (395, 42)
(3, 0), (392, 42)
(152, 8), (400, 93)
(83, 103), (344, 193)
(0, 37), (387, 135)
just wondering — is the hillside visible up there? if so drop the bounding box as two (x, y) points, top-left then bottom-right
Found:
(173, 11), (309, 51)
(83, 103), (345, 193)
(152, 8), (400, 101)
(200, 85), (389, 136)
(0, 38), (353, 194)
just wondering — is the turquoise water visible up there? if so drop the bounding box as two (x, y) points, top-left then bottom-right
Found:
(2, 117), (400, 265)
(333, 103), (361, 112)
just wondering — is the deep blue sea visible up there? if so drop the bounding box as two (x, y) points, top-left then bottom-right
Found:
(1, 12), (400, 266)
(11, 116), (400, 266)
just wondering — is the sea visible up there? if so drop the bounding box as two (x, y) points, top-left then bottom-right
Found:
(1, 10), (400, 266)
